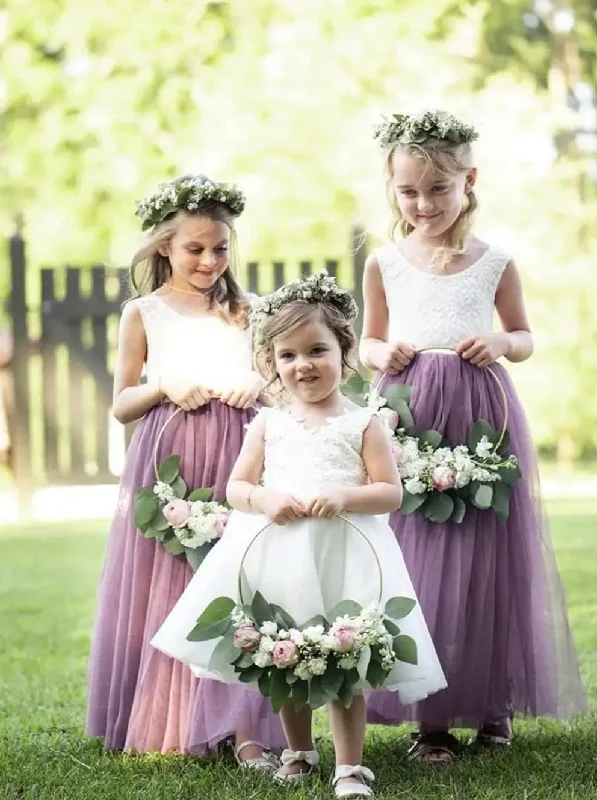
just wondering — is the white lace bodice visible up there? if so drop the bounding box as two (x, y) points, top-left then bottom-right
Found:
(256, 406), (375, 498)
(135, 294), (254, 394)
(375, 244), (510, 348)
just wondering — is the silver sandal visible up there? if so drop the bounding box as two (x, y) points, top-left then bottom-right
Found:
(233, 739), (280, 772)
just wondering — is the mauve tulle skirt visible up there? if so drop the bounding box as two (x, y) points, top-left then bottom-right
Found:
(86, 400), (285, 753)
(366, 352), (586, 730)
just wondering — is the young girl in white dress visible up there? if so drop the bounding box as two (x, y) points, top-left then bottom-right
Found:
(152, 274), (446, 798)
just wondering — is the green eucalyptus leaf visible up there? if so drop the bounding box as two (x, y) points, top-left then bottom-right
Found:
(393, 634), (418, 665)
(292, 679), (309, 711)
(188, 487), (214, 502)
(400, 489), (427, 516)
(134, 494), (159, 529)
(418, 429), (443, 450)
(163, 537), (185, 555)
(208, 635), (239, 674)
(196, 596), (236, 625)
(424, 492), (454, 524)
(472, 483), (493, 510)
(157, 455), (180, 484)
(385, 596), (417, 620)
(171, 475), (188, 499)
(251, 591), (273, 626)
(270, 668), (291, 713)
(187, 617), (231, 642)
(326, 600), (362, 621)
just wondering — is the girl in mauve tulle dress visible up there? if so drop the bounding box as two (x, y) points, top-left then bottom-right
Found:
(361, 110), (586, 763)
(86, 174), (284, 768)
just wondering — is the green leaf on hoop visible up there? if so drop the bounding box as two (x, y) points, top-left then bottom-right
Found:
(151, 508), (171, 532)
(208, 635), (239, 674)
(393, 634), (418, 665)
(492, 481), (511, 522)
(163, 537), (185, 556)
(467, 420), (498, 453)
(472, 483), (493, 510)
(292, 679), (309, 711)
(499, 463), (522, 487)
(299, 614), (329, 630)
(171, 475), (187, 499)
(385, 596), (416, 620)
(326, 600), (362, 621)
(270, 667), (290, 713)
(134, 494), (159, 529)
(418, 429), (443, 450)
(185, 546), (207, 571)
(307, 676), (328, 710)
(382, 384), (413, 406)
(322, 662), (344, 697)
(394, 399), (414, 429)
(338, 680), (354, 709)
(195, 596), (235, 625)
(187, 617), (231, 642)
(157, 455), (180, 484)
(258, 670), (272, 697)
(251, 591), (273, 626)
(424, 492), (454, 524)
(188, 487), (214, 502)
(357, 645), (372, 681)
(451, 497), (467, 524)
(237, 665), (264, 684)
(383, 619), (401, 637)
(400, 490), (427, 516)
(366, 658), (387, 688)
(270, 604), (297, 629)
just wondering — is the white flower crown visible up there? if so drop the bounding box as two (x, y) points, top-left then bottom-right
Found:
(374, 109), (479, 150)
(135, 174), (245, 230)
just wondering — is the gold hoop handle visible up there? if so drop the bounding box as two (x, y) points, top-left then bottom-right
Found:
(152, 407), (183, 480)
(414, 346), (509, 450)
(236, 514), (384, 609)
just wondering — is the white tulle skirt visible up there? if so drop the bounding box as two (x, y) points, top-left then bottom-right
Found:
(152, 511), (447, 705)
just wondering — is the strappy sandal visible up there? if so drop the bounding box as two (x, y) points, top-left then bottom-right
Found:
(407, 730), (462, 765)
(467, 732), (512, 751)
(233, 739), (280, 772)
(332, 765), (375, 798)
(273, 748), (320, 784)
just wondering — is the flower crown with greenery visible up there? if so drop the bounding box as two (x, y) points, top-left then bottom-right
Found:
(250, 272), (359, 342)
(373, 109), (479, 150)
(135, 174), (246, 231)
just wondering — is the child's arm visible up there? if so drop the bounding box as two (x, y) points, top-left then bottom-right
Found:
(306, 415), (402, 518)
(456, 260), (534, 366)
(359, 255), (415, 374)
(112, 304), (164, 424)
(227, 414), (306, 524)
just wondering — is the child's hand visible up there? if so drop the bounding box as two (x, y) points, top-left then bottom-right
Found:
(456, 333), (510, 367)
(217, 373), (265, 410)
(159, 377), (212, 410)
(257, 489), (306, 525)
(306, 489), (347, 519)
(376, 342), (416, 375)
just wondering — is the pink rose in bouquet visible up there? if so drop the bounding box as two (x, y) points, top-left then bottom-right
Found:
(331, 623), (356, 653)
(233, 625), (261, 652)
(163, 499), (191, 527)
(432, 466), (456, 492)
(272, 640), (299, 668)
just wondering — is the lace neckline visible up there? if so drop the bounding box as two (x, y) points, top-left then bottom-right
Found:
(394, 244), (493, 280)
(278, 405), (356, 432)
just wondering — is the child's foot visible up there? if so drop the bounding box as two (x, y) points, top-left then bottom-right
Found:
(234, 740), (280, 772)
(332, 765), (375, 798)
(467, 718), (513, 751)
(406, 731), (462, 765)
(273, 748), (319, 784)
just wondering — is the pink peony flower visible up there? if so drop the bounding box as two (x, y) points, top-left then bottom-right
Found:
(331, 624), (356, 653)
(431, 466), (456, 492)
(272, 639), (299, 668)
(233, 625), (261, 653)
(378, 407), (399, 431)
(392, 443), (405, 465)
(215, 512), (229, 536)
(163, 498), (191, 527)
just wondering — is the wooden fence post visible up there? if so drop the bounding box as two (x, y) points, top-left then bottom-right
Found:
(9, 224), (33, 518)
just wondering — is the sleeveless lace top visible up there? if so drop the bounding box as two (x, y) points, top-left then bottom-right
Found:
(256, 406), (375, 498)
(375, 244), (510, 348)
(135, 293), (254, 394)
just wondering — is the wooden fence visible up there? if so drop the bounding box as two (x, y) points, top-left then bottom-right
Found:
(8, 225), (368, 514)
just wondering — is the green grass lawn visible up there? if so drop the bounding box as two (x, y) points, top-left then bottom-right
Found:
(0, 500), (596, 799)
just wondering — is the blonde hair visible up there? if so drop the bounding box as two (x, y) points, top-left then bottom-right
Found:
(384, 139), (478, 268)
(129, 202), (248, 326)
(255, 301), (357, 399)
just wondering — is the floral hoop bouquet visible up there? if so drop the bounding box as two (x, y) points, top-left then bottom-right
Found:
(342, 373), (521, 524)
(188, 592), (418, 712)
(186, 516), (419, 712)
(134, 453), (230, 570)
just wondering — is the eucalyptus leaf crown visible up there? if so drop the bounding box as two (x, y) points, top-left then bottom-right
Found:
(135, 174), (246, 230)
(373, 109), (479, 150)
(250, 272), (359, 342)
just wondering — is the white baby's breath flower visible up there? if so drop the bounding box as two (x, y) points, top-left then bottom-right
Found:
(309, 656), (327, 676)
(260, 621), (279, 637)
(302, 625), (325, 644)
(153, 482), (176, 503)
(289, 630), (304, 646)
(404, 478), (426, 495)
(475, 436), (494, 459)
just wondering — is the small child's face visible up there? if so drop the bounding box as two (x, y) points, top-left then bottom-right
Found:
(273, 319), (343, 405)
(391, 150), (476, 239)
(160, 213), (231, 290)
